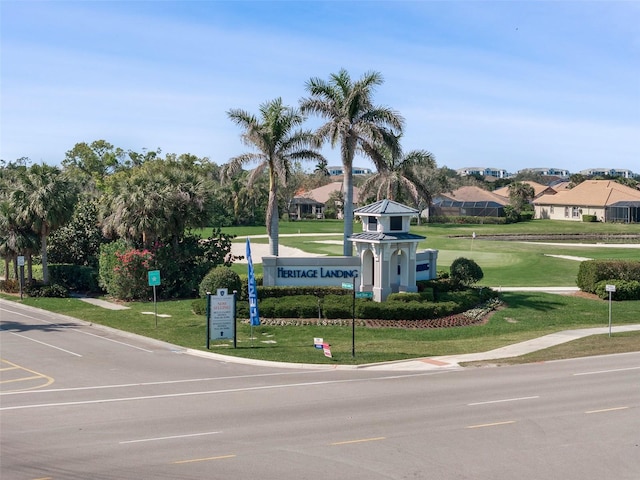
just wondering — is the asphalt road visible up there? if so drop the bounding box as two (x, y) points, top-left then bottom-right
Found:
(1, 301), (639, 480)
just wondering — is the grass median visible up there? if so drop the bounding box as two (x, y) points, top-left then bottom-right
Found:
(3, 291), (639, 365)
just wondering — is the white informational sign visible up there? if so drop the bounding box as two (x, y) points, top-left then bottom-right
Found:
(605, 284), (616, 292)
(208, 289), (235, 340)
(17, 256), (25, 267)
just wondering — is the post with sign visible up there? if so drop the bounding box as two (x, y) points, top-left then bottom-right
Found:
(148, 270), (161, 327)
(605, 284), (616, 337)
(17, 256), (25, 300)
(206, 288), (236, 349)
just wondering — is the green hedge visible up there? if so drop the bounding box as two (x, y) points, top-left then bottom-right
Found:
(49, 264), (99, 292)
(191, 285), (495, 321)
(594, 280), (640, 300)
(582, 214), (597, 223)
(577, 260), (640, 294)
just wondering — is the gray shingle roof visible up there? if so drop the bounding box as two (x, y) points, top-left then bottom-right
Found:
(354, 199), (419, 215)
(349, 232), (425, 242)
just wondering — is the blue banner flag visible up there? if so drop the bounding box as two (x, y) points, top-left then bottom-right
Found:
(246, 238), (260, 326)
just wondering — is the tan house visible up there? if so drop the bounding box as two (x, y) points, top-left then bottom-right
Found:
(432, 186), (509, 217)
(290, 181), (361, 219)
(534, 180), (640, 222)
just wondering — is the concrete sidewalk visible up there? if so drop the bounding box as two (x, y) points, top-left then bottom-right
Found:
(361, 324), (640, 371)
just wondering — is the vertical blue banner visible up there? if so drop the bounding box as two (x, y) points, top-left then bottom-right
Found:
(246, 238), (260, 326)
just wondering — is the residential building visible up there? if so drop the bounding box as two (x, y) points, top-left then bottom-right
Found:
(456, 167), (510, 179)
(579, 168), (637, 179)
(533, 180), (640, 223)
(327, 165), (373, 176)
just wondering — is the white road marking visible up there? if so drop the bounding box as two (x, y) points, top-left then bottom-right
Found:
(3, 331), (82, 357)
(0, 374), (432, 411)
(1, 306), (153, 353)
(468, 396), (539, 406)
(120, 431), (220, 444)
(573, 366), (640, 376)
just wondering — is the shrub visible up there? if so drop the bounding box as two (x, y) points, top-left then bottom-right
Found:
(199, 267), (242, 298)
(0, 278), (20, 293)
(594, 280), (640, 300)
(49, 264), (99, 292)
(27, 283), (69, 298)
(323, 294), (354, 319)
(259, 295), (320, 319)
(109, 248), (155, 301)
(450, 257), (484, 287)
(582, 214), (597, 222)
(577, 260), (640, 294)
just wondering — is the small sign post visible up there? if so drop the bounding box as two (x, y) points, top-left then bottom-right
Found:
(206, 288), (236, 349)
(605, 284), (616, 337)
(147, 270), (161, 327)
(17, 256), (25, 300)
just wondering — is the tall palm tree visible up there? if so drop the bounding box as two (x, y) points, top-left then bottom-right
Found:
(300, 69), (404, 255)
(13, 164), (78, 284)
(225, 98), (323, 256)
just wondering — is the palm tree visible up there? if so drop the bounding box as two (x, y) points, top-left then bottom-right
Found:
(225, 98), (323, 256)
(361, 137), (436, 208)
(508, 182), (535, 214)
(300, 69), (404, 255)
(13, 164), (78, 284)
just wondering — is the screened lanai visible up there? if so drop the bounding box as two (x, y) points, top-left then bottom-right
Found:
(432, 199), (505, 218)
(606, 201), (640, 223)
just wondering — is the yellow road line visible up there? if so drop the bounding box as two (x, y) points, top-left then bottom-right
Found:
(331, 436), (386, 445)
(0, 358), (54, 392)
(172, 454), (236, 464)
(466, 420), (516, 429)
(585, 406), (628, 414)
(1, 375), (44, 384)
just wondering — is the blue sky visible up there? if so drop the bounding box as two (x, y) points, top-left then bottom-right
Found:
(1, 0), (638, 174)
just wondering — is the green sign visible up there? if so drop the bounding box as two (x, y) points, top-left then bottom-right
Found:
(355, 291), (373, 299)
(148, 270), (161, 287)
(341, 282), (353, 290)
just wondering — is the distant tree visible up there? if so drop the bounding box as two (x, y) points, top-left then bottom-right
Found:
(568, 174), (586, 188)
(63, 140), (125, 187)
(508, 182), (535, 214)
(301, 69), (404, 256)
(225, 97), (323, 255)
(314, 158), (330, 177)
(513, 169), (544, 183)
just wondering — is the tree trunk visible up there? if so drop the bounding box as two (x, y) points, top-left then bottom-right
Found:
(41, 233), (49, 284)
(342, 163), (354, 256)
(267, 172), (279, 256)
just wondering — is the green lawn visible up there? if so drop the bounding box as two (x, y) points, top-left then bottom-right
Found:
(3, 218), (639, 365)
(3, 291), (639, 365)
(220, 219), (640, 286)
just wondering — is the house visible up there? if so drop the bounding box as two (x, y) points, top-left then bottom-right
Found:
(289, 181), (361, 219)
(432, 186), (509, 218)
(533, 180), (640, 222)
(492, 181), (557, 200)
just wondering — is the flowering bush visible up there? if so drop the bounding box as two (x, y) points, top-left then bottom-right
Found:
(110, 248), (154, 300)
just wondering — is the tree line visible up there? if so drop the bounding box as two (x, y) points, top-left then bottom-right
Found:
(3, 68), (630, 297)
